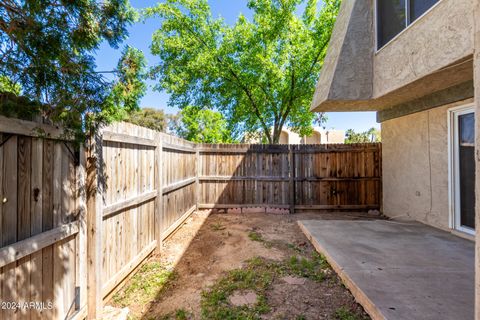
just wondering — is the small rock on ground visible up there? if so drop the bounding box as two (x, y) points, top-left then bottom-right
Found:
(102, 306), (129, 320)
(229, 291), (258, 306)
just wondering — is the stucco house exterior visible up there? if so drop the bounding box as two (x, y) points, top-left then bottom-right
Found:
(312, 0), (480, 315)
(244, 127), (345, 144)
(312, 0), (477, 237)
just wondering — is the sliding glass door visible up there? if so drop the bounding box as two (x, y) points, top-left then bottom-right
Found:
(452, 107), (475, 234)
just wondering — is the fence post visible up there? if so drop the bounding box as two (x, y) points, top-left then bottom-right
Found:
(155, 133), (163, 253)
(76, 145), (87, 314)
(289, 145), (295, 214)
(195, 146), (200, 210)
(86, 131), (103, 319)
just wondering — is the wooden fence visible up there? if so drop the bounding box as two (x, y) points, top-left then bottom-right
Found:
(0, 118), (381, 320)
(0, 116), (85, 320)
(86, 123), (199, 318)
(197, 143), (382, 213)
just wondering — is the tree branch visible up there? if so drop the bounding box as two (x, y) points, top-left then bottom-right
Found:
(169, 9), (273, 142)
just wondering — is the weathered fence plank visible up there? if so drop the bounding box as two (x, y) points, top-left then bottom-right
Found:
(86, 133), (103, 320)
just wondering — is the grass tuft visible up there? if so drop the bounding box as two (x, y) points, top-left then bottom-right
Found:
(210, 222), (226, 231)
(248, 231), (263, 242)
(201, 254), (331, 319)
(113, 261), (176, 307)
(284, 253), (329, 282)
(247, 231), (272, 248)
(335, 307), (369, 320)
(200, 258), (272, 320)
(157, 308), (191, 320)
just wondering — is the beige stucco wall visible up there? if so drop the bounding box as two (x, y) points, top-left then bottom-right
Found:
(312, 0), (474, 112)
(322, 130), (345, 144)
(373, 0), (474, 98)
(382, 99), (474, 230)
(245, 128), (345, 144)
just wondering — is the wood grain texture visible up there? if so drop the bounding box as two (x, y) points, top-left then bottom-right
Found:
(0, 126), (80, 320)
(198, 143), (382, 211)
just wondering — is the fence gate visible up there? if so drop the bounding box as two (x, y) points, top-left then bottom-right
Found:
(292, 143), (382, 212)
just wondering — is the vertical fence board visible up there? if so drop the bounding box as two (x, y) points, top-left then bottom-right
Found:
(17, 136), (31, 320)
(30, 138), (43, 320)
(86, 133), (103, 319)
(2, 136), (18, 320)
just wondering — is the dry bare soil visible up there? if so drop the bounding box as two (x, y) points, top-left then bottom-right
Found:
(111, 211), (374, 320)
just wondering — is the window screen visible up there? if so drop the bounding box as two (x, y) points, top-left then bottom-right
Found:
(409, 0), (439, 22)
(377, 0), (406, 48)
(377, 0), (440, 49)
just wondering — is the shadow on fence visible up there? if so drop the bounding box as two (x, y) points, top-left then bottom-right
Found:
(197, 143), (382, 214)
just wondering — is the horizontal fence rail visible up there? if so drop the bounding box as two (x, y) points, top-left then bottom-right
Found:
(0, 117), (382, 320)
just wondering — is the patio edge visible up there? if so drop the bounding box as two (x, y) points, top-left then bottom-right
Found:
(297, 221), (386, 320)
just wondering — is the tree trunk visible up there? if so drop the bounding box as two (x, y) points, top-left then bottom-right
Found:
(272, 128), (281, 144)
(263, 128), (273, 144)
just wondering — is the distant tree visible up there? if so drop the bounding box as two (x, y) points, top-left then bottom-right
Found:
(313, 113), (328, 128)
(345, 128), (381, 143)
(147, 0), (340, 143)
(125, 107), (167, 132)
(176, 106), (233, 143)
(166, 113), (181, 134)
(102, 46), (148, 122)
(0, 0), (145, 139)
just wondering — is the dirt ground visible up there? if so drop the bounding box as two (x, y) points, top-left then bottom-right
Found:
(111, 211), (378, 320)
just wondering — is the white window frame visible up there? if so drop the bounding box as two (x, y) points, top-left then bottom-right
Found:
(375, 0), (444, 52)
(448, 104), (475, 235)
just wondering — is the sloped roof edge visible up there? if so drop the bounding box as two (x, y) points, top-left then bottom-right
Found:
(311, 0), (374, 112)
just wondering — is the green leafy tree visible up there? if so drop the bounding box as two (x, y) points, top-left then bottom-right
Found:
(0, 0), (145, 138)
(102, 46), (148, 122)
(146, 0), (340, 144)
(125, 107), (167, 132)
(176, 106), (233, 143)
(345, 128), (381, 144)
(0, 76), (21, 95)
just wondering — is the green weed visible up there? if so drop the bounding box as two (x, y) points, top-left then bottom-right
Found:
(157, 309), (191, 320)
(113, 261), (176, 307)
(201, 254), (331, 320)
(335, 307), (368, 320)
(248, 231), (272, 248)
(210, 222), (226, 231)
(248, 231), (263, 242)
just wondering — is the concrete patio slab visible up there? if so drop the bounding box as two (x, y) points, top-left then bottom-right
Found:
(298, 220), (474, 320)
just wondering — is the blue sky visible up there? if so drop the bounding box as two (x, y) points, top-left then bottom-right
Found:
(94, 0), (379, 132)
